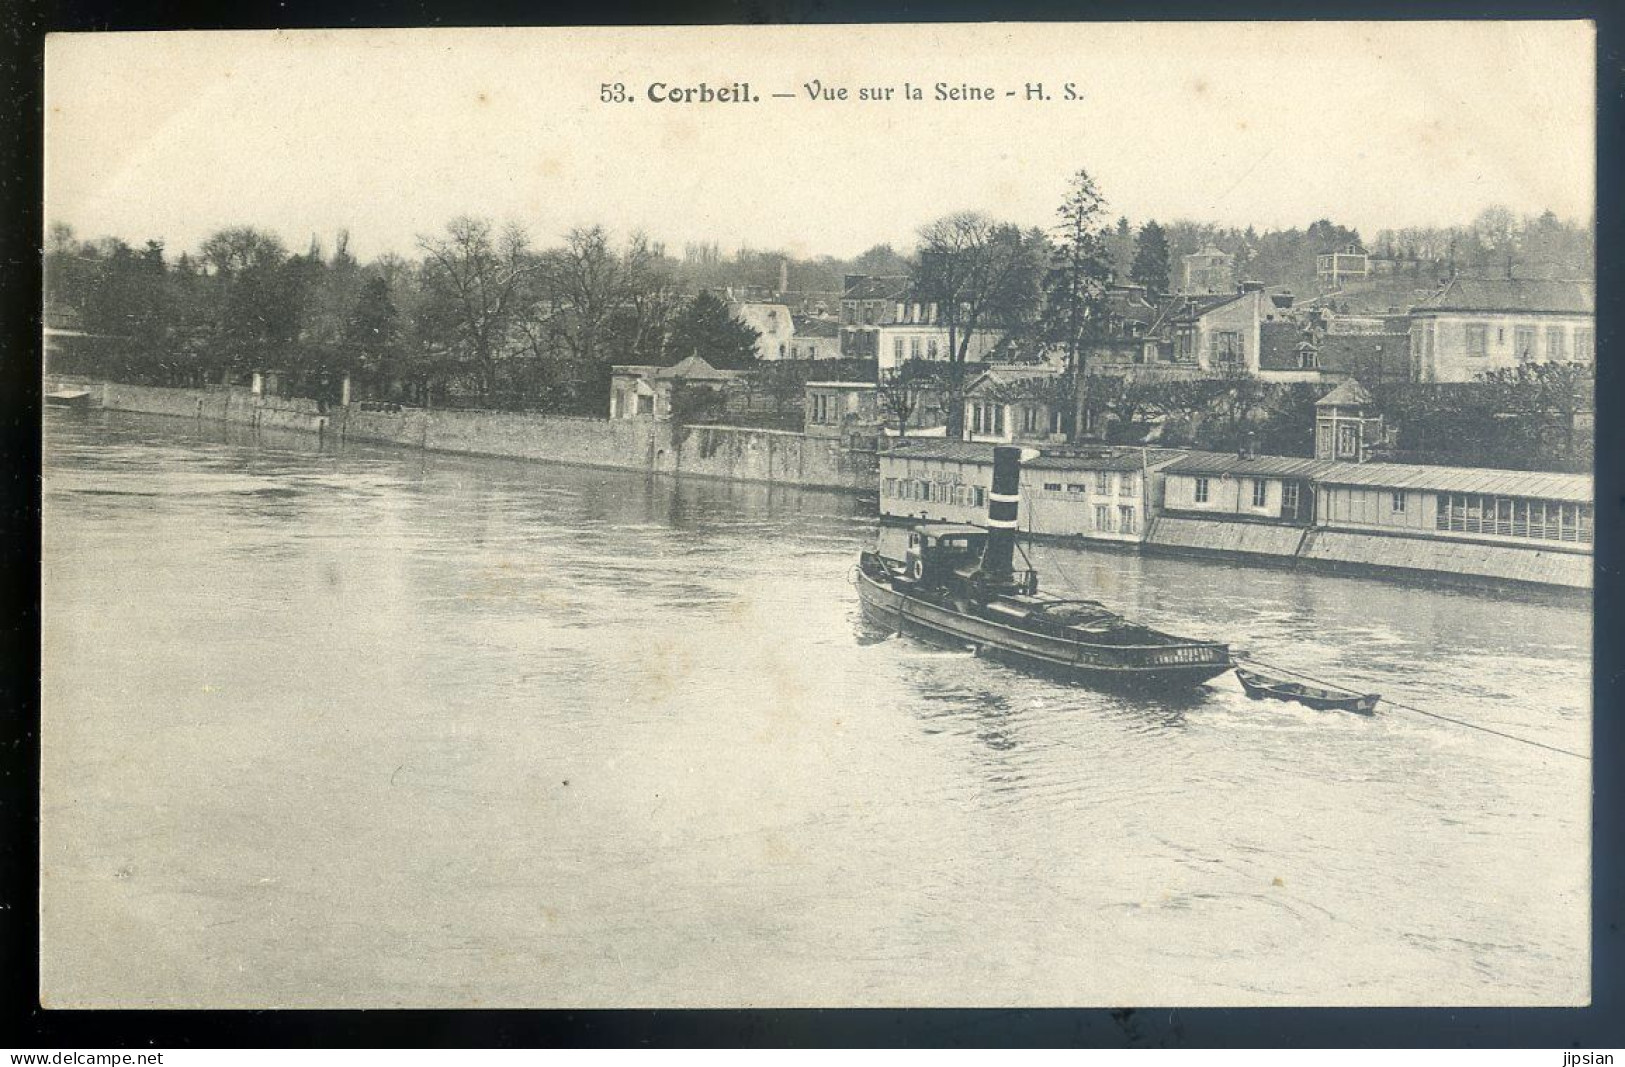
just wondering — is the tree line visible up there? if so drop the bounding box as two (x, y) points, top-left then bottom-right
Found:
(44, 220), (811, 413)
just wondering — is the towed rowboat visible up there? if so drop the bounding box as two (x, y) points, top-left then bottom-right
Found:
(1234, 666), (1380, 715)
(46, 389), (93, 410)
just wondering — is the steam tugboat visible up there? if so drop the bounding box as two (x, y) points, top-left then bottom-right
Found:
(855, 444), (1233, 690)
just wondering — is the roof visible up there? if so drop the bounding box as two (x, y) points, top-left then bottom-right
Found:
(912, 523), (988, 537)
(1165, 450), (1592, 501)
(884, 438), (1186, 472)
(1314, 332), (1409, 375)
(1168, 292), (1247, 322)
(1317, 380), (1374, 407)
(1414, 277), (1594, 315)
(1258, 321), (1313, 371)
(842, 275), (910, 301)
(792, 316), (842, 339)
(654, 355), (741, 381)
(965, 365), (1061, 394)
(1315, 462), (1592, 502)
(1162, 452), (1344, 479)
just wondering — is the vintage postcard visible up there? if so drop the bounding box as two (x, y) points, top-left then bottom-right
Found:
(41, 23), (1594, 1008)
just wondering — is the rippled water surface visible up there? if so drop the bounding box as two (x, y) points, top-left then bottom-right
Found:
(41, 410), (1591, 1007)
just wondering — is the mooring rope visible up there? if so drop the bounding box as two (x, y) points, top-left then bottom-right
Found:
(1236, 655), (1590, 763)
(1021, 545), (1588, 762)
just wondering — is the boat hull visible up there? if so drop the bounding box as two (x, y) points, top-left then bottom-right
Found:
(855, 566), (1232, 690)
(1235, 667), (1380, 715)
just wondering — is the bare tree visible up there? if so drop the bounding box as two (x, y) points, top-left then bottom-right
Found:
(416, 217), (538, 404)
(914, 212), (1046, 436)
(878, 360), (946, 439)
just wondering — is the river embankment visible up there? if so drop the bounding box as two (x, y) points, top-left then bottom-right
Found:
(50, 377), (879, 494)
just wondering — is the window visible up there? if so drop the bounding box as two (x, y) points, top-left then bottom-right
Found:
(1546, 326), (1566, 361)
(893, 338), (905, 363)
(1094, 471), (1111, 495)
(1094, 504), (1114, 532)
(1515, 326), (1536, 363)
(1576, 328), (1594, 362)
(910, 338), (922, 360)
(884, 478), (897, 496)
(1067, 483), (1087, 494)
(1391, 491), (1406, 513)
(1210, 330), (1244, 368)
(1496, 326), (1505, 345)
(1252, 479), (1268, 508)
(1118, 505), (1138, 535)
(1194, 477), (1210, 504)
(636, 394), (654, 416)
(1465, 323), (1488, 358)
(1022, 407), (1040, 433)
(1043, 481), (1062, 493)
(1120, 471), (1138, 497)
(1435, 493), (1592, 545)
(993, 406), (1005, 435)
(927, 339), (939, 359)
(972, 487), (986, 507)
(1282, 482), (1301, 517)
(1337, 423), (1360, 459)
(1049, 409), (1064, 434)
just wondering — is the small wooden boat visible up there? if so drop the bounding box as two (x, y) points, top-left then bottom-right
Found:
(1235, 666), (1380, 715)
(45, 389), (93, 410)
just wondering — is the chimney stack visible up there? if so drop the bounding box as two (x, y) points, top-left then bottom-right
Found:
(977, 445), (1024, 582)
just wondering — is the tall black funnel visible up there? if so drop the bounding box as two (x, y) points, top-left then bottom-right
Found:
(979, 445), (1023, 580)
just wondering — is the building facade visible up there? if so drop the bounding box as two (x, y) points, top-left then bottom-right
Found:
(1182, 245), (1235, 295)
(804, 380), (880, 442)
(1160, 453), (1333, 525)
(1408, 278), (1595, 382)
(1316, 250), (1370, 288)
(1167, 287), (1315, 382)
(879, 440), (1182, 546)
(608, 356), (749, 420)
(729, 299), (797, 361)
(961, 365), (1069, 445)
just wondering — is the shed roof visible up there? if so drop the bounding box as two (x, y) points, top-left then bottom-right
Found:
(654, 355), (742, 381)
(1314, 461), (1592, 502)
(1316, 379), (1374, 407)
(1162, 452), (1343, 479)
(884, 439), (1186, 472)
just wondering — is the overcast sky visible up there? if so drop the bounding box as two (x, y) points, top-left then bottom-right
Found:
(45, 22), (1595, 262)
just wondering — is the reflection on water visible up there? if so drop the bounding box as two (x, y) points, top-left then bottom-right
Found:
(41, 409), (1590, 1008)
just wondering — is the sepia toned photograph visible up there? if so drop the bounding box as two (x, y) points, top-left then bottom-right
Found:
(40, 22), (1594, 1009)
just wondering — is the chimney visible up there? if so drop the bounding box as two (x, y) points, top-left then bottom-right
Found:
(1237, 430), (1257, 460)
(779, 259), (789, 295)
(977, 445), (1025, 582)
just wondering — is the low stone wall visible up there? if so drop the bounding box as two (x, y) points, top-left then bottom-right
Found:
(1146, 516), (1309, 560)
(75, 378), (877, 494)
(1300, 528), (1592, 591)
(673, 424), (877, 493)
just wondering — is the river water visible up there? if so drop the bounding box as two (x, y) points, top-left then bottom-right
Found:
(41, 409), (1591, 1008)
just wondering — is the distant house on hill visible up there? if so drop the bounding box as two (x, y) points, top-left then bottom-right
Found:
(1182, 245), (1235, 295)
(1408, 277), (1594, 382)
